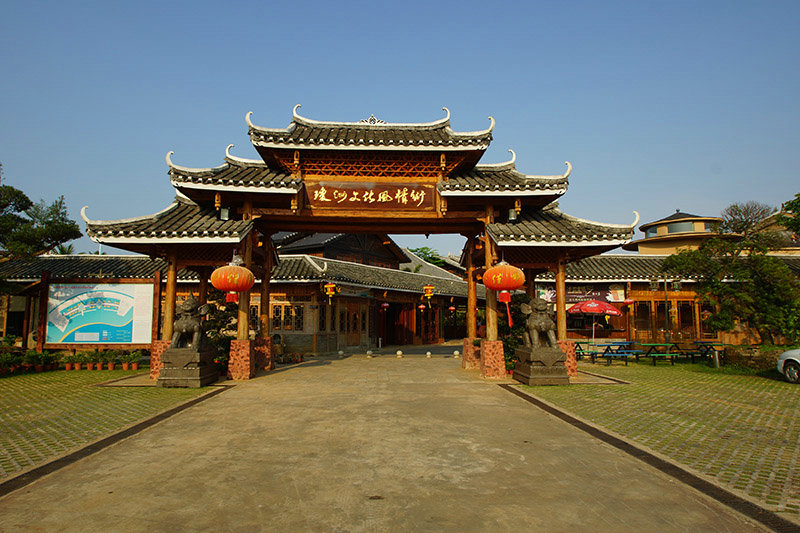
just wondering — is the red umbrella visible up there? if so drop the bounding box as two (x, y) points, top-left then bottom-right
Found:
(567, 299), (621, 316)
(567, 299), (621, 344)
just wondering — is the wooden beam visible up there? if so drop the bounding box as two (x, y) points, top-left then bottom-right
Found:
(484, 207), (498, 342)
(258, 236), (273, 340)
(35, 271), (49, 353)
(238, 202), (254, 340)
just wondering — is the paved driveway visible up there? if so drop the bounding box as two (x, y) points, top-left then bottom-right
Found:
(0, 355), (767, 532)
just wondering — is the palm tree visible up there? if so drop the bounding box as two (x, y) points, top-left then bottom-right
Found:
(54, 243), (74, 255)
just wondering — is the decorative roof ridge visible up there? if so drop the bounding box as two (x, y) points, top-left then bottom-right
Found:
(166, 151), (228, 175)
(474, 149), (517, 170)
(401, 248), (463, 280)
(224, 144), (267, 167)
(34, 254), (155, 259)
(291, 104), (452, 130)
(556, 208), (640, 230)
(524, 161), (572, 180)
(446, 115), (494, 137)
(81, 201), (182, 227)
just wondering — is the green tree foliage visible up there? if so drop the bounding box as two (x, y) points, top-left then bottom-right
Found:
(777, 192), (800, 235)
(662, 202), (800, 343)
(408, 246), (446, 267)
(0, 164), (81, 258)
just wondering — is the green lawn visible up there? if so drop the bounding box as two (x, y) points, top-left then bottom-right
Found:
(0, 370), (206, 478)
(526, 361), (800, 516)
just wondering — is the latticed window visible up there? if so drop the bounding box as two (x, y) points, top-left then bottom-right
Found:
(340, 310), (346, 333)
(294, 305), (304, 331)
(272, 305), (282, 330)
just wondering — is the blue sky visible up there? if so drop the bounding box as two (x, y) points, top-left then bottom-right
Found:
(1, 0), (798, 256)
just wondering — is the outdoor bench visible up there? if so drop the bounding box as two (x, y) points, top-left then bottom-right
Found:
(600, 349), (642, 366)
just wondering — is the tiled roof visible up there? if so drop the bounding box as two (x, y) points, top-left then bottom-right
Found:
(277, 233), (343, 252)
(248, 106), (493, 152)
(399, 249), (464, 280)
(439, 159), (570, 196)
(299, 256), (483, 298)
(535, 255), (666, 281)
(0, 254), (481, 298)
(487, 203), (636, 247)
(640, 210), (720, 230)
(167, 148), (299, 193)
(82, 197), (253, 244)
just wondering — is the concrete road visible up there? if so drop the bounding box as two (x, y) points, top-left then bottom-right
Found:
(0, 354), (766, 532)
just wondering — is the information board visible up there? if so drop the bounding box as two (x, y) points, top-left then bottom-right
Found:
(46, 283), (154, 344)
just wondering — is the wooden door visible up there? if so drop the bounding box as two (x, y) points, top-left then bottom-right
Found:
(347, 302), (360, 346)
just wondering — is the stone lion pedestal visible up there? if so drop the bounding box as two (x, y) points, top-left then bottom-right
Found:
(157, 347), (218, 388)
(513, 346), (570, 385)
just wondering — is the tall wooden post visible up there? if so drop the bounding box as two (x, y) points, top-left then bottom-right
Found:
(525, 268), (536, 299)
(466, 237), (477, 338)
(197, 268), (209, 306)
(238, 233), (253, 340)
(35, 271), (49, 353)
(259, 237), (273, 339)
(162, 249), (178, 342)
(555, 254), (567, 341)
(483, 208), (498, 342)
(21, 295), (31, 349)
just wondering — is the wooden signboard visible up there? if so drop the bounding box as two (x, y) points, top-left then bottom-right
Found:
(306, 182), (436, 211)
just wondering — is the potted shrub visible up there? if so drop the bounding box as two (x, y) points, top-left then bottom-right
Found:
(119, 350), (138, 370)
(23, 350), (40, 372)
(39, 351), (54, 371)
(62, 352), (75, 371)
(106, 350), (117, 370)
(94, 352), (106, 370)
(131, 350), (144, 371)
(75, 351), (91, 370)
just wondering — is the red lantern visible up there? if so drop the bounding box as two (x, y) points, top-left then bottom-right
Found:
(418, 304), (426, 311)
(484, 262), (524, 327)
(483, 262), (525, 292)
(448, 305), (456, 312)
(381, 302), (390, 309)
(225, 293), (239, 303)
(211, 263), (255, 293)
(623, 298), (635, 305)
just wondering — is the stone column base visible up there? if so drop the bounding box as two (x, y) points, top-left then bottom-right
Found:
(480, 340), (505, 378)
(558, 341), (577, 377)
(229, 339), (256, 380)
(150, 340), (171, 380)
(462, 337), (480, 370)
(254, 337), (273, 371)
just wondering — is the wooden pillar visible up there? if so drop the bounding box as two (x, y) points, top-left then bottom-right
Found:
(35, 271), (49, 352)
(21, 295), (31, 349)
(259, 237), (273, 339)
(197, 268), (209, 306)
(483, 207), (498, 341)
(238, 233), (253, 340)
(466, 237), (477, 338)
(1, 295), (8, 337)
(555, 254), (567, 341)
(162, 249), (178, 341)
(525, 269), (536, 299)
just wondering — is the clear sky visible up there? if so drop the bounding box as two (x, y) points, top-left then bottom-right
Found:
(1, 0), (798, 256)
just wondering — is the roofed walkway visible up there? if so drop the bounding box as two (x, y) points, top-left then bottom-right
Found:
(0, 355), (767, 531)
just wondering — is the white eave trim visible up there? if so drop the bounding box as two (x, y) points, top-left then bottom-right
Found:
(88, 235), (246, 244)
(171, 180), (299, 194)
(494, 239), (632, 247)
(250, 140), (489, 152)
(439, 188), (567, 197)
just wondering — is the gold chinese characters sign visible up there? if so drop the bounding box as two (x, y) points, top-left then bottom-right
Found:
(306, 182), (436, 211)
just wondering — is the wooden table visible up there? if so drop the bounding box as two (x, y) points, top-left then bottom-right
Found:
(639, 343), (683, 365)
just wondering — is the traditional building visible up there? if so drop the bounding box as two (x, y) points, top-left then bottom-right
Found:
(8, 106), (636, 379)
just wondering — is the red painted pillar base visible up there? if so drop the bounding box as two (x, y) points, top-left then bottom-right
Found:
(150, 340), (170, 380)
(480, 339), (505, 378)
(558, 340), (577, 377)
(254, 337), (274, 371)
(229, 339), (256, 380)
(462, 338), (480, 370)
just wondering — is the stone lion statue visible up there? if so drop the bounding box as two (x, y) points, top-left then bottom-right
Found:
(520, 297), (558, 349)
(170, 295), (213, 350)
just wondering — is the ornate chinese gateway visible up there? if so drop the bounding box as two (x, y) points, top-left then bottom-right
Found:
(80, 106), (638, 380)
